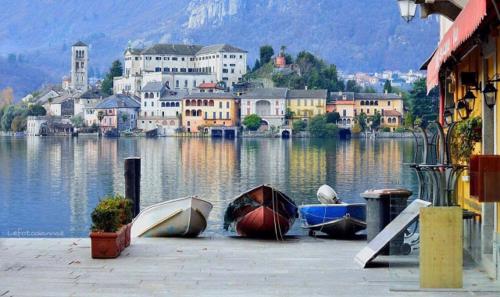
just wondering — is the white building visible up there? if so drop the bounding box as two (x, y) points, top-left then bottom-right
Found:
(137, 81), (185, 136)
(240, 88), (288, 128)
(73, 88), (107, 126)
(70, 41), (89, 92)
(26, 116), (48, 136)
(114, 43), (247, 96)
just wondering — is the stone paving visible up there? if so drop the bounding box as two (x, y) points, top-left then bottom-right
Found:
(0, 236), (499, 297)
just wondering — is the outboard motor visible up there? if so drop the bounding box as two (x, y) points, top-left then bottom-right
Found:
(317, 184), (339, 204)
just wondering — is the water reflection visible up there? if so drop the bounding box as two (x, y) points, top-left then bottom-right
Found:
(0, 137), (418, 237)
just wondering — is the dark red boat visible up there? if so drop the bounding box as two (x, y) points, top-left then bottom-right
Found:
(224, 185), (298, 239)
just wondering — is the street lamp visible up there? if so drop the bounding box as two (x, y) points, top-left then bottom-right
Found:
(398, 0), (418, 23)
(456, 100), (469, 120)
(463, 89), (476, 111)
(482, 81), (497, 109)
(444, 104), (455, 126)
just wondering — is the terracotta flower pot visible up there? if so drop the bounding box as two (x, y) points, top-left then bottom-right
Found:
(90, 231), (122, 259)
(117, 225), (127, 252)
(125, 223), (132, 247)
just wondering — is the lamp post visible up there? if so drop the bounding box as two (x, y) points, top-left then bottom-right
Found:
(398, 0), (418, 22)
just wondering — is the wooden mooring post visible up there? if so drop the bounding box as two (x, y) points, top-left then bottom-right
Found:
(124, 157), (141, 217)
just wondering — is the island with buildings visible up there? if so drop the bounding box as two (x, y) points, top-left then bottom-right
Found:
(21, 41), (407, 138)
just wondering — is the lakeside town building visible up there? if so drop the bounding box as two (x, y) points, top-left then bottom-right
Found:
(240, 88), (289, 128)
(113, 43), (248, 96)
(329, 92), (404, 131)
(181, 92), (240, 133)
(94, 94), (140, 133)
(287, 89), (328, 121)
(137, 82), (185, 136)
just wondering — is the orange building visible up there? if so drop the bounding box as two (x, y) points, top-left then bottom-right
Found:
(182, 93), (240, 133)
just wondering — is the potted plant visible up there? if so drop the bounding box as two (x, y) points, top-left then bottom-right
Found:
(452, 116), (482, 164)
(90, 195), (134, 258)
(450, 116), (482, 181)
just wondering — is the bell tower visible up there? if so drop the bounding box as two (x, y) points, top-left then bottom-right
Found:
(71, 41), (89, 91)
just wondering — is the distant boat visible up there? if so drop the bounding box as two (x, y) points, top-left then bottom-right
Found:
(224, 185), (298, 239)
(299, 203), (366, 237)
(145, 128), (158, 138)
(131, 196), (213, 238)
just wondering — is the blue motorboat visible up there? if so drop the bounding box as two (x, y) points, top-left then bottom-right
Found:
(299, 203), (366, 237)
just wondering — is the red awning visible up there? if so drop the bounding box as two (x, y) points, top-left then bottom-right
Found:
(426, 0), (487, 92)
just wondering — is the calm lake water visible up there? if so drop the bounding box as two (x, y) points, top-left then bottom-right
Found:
(0, 136), (418, 237)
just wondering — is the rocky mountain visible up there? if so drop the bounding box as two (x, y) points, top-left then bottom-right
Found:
(0, 0), (438, 100)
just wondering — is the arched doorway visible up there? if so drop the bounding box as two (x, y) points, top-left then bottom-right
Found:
(256, 100), (271, 116)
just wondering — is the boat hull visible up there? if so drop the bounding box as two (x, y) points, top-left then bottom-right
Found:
(224, 185), (297, 239)
(236, 206), (292, 238)
(299, 203), (366, 237)
(131, 196), (212, 238)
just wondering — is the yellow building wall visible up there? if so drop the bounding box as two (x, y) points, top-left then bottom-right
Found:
(182, 98), (239, 132)
(354, 98), (404, 116)
(454, 48), (483, 214)
(288, 98), (326, 119)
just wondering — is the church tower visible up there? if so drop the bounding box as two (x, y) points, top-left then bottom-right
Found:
(71, 41), (89, 91)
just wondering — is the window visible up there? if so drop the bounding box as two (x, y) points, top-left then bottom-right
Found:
(297, 99), (301, 106)
(172, 57), (178, 61)
(230, 55), (236, 58)
(172, 68), (178, 72)
(193, 80), (197, 87)
(219, 102), (222, 108)
(155, 57), (161, 60)
(163, 67), (170, 72)
(144, 102), (147, 107)
(223, 68), (228, 73)
(181, 57), (185, 61)
(240, 55), (243, 59)
(226, 102), (230, 108)
(219, 112), (222, 119)
(343, 110), (346, 116)
(180, 68), (186, 72)
(226, 112), (229, 119)
(387, 101), (391, 106)
(152, 102), (154, 107)
(231, 69), (235, 73)
(176, 80), (179, 88)
(164, 57), (169, 60)
(205, 112), (208, 119)
(155, 67), (161, 72)
(224, 55), (227, 58)
(230, 64), (235, 67)
(184, 80), (188, 88)
(367, 109), (370, 114)
(213, 112), (216, 119)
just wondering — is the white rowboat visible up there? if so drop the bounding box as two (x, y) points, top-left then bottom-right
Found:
(131, 196), (213, 238)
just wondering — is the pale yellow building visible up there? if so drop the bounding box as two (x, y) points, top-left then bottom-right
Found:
(287, 89), (328, 121)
